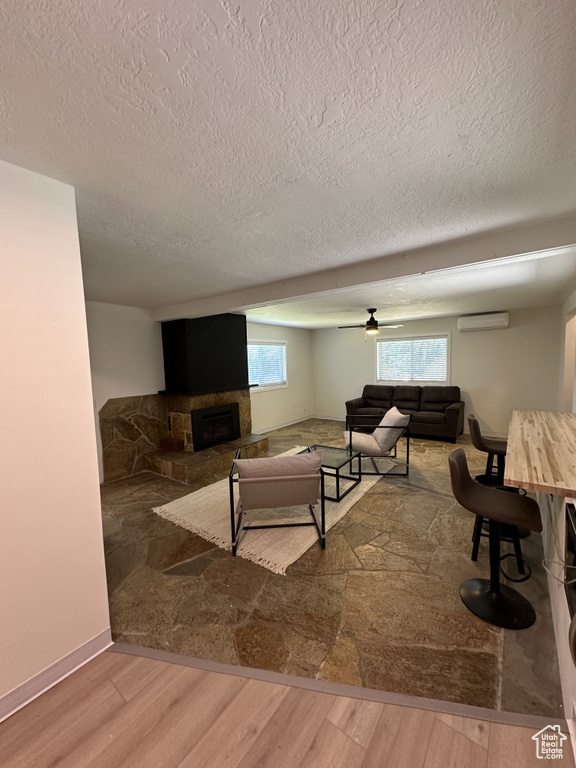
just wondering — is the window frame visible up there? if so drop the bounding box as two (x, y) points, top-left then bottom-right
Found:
(374, 333), (451, 385)
(247, 340), (288, 392)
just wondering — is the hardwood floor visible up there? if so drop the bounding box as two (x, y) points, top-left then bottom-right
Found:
(1, 650), (572, 768)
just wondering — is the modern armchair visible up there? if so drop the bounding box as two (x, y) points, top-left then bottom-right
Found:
(344, 406), (410, 476)
(229, 450), (325, 555)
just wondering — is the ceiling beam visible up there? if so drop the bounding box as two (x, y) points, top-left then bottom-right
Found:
(151, 213), (576, 322)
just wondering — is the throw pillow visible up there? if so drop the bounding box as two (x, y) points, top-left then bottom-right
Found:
(235, 451), (322, 478)
(374, 406), (410, 453)
(343, 430), (382, 456)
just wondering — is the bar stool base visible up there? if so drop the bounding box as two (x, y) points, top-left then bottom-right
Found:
(460, 578), (536, 629)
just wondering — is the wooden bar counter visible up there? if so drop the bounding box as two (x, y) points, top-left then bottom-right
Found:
(504, 410), (576, 496)
(504, 409), (576, 745)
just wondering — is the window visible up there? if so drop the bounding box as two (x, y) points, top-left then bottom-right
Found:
(376, 335), (449, 383)
(247, 342), (287, 388)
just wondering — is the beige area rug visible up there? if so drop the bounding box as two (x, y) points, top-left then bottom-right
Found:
(153, 448), (395, 575)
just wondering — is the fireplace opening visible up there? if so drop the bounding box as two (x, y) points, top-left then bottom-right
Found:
(191, 403), (241, 451)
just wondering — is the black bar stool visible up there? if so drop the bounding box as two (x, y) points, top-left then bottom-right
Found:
(448, 448), (542, 629)
(468, 414), (507, 485)
(468, 413), (530, 564)
(471, 510), (527, 578)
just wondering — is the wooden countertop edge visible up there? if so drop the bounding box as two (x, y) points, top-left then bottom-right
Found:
(504, 477), (576, 497)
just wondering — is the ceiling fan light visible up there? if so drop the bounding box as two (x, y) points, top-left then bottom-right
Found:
(365, 312), (379, 336)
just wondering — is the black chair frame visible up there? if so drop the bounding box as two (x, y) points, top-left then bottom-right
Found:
(346, 418), (410, 477)
(228, 448), (326, 556)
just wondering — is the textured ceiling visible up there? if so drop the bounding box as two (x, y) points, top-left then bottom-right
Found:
(1, 1), (576, 313)
(243, 249), (576, 328)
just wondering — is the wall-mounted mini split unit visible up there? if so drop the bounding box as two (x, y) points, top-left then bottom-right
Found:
(457, 312), (510, 332)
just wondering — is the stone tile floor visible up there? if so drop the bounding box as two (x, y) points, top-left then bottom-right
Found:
(102, 418), (563, 716)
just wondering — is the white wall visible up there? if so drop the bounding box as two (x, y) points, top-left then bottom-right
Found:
(312, 307), (561, 435)
(85, 302), (165, 479)
(83, 302), (564, 447)
(247, 322), (314, 432)
(560, 289), (576, 413)
(84, 313), (313, 440)
(0, 160), (110, 703)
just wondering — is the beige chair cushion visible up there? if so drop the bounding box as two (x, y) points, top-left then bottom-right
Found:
(235, 451), (322, 478)
(374, 406), (409, 452)
(343, 430), (384, 456)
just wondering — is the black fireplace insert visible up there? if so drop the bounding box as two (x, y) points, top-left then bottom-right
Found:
(191, 403), (241, 451)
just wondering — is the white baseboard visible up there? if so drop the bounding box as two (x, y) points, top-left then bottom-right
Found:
(252, 414), (345, 434)
(0, 628), (112, 723)
(462, 427), (508, 439)
(252, 416), (304, 433)
(255, 417), (509, 439)
(313, 414), (347, 423)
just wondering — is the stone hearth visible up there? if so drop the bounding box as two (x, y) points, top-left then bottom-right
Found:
(100, 387), (263, 484)
(144, 433), (268, 484)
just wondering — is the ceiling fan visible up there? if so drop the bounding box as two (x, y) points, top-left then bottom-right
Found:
(338, 308), (404, 336)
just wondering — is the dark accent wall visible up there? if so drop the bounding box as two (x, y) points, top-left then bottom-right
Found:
(160, 314), (249, 396)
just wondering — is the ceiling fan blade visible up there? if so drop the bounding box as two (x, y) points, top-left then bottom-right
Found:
(337, 324), (366, 329)
(379, 324), (404, 329)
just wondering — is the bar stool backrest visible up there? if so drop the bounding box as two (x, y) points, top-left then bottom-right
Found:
(468, 414), (489, 453)
(448, 448), (476, 509)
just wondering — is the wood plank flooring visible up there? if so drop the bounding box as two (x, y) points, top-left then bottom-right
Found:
(0, 650), (573, 768)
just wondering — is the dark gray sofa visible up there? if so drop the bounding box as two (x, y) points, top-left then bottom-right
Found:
(345, 384), (465, 442)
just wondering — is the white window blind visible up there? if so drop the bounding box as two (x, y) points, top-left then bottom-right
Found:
(377, 336), (448, 382)
(248, 343), (286, 387)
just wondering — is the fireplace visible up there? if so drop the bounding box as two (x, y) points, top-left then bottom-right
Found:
(191, 403), (241, 451)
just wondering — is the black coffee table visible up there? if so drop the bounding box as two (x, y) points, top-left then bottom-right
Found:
(300, 445), (361, 502)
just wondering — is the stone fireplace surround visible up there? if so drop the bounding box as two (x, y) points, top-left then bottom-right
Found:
(100, 387), (267, 483)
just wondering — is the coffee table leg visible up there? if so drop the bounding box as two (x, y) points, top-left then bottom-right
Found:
(321, 454), (362, 502)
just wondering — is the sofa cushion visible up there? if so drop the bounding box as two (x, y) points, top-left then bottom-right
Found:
(354, 407), (387, 417)
(420, 386), (461, 411)
(410, 411), (446, 425)
(235, 451), (322, 478)
(362, 384), (394, 408)
(374, 406), (410, 452)
(343, 430), (383, 456)
(392, 385), (421, 411)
